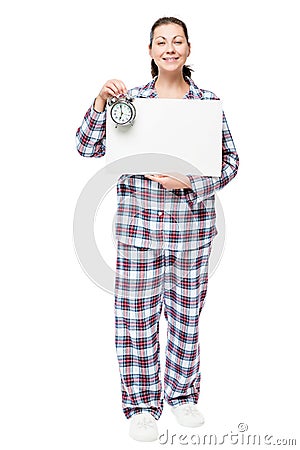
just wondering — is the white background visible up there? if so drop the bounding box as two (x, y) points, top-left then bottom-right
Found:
(1, 1), (299, 449)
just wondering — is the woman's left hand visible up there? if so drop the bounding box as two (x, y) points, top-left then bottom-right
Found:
(144, 173), (192, 190)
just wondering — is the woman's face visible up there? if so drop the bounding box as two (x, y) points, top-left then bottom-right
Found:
(149, 23), (191, 75)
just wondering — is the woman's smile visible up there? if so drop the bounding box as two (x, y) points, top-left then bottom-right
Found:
(162, 57), (179, 62)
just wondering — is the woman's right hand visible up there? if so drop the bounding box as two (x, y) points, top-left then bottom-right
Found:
(94, 79), (128, 112)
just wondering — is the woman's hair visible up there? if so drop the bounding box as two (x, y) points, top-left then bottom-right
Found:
(149, 17), (193, 79)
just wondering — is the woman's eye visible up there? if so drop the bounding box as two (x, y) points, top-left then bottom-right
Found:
(157, 42), (165, 45)
(175, 41), (183, 45)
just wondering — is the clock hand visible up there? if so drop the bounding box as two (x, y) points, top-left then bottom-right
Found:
(117, 105), (123, 120)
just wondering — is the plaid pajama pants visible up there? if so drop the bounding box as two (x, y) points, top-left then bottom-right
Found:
(114, 240), (212, 420)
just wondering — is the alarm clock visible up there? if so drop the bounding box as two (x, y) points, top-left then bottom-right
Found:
(108, 94), (136, 127)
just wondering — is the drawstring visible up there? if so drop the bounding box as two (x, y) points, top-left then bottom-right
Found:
(136, 414), (156, 429)
(181, 404), (201, 416)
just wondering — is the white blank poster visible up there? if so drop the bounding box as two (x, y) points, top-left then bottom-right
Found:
(105, 98), (223, 176)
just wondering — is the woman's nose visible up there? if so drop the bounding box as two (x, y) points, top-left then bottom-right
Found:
(166, 43), (175, 53)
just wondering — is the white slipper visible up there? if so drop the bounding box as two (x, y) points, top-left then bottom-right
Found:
(171, 403), (205, 427)
(129, 412), (159, 442)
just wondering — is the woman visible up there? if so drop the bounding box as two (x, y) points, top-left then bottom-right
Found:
(76, 17), (239, 442)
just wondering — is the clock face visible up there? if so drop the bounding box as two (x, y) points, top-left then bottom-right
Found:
(111, 101), (134, 125)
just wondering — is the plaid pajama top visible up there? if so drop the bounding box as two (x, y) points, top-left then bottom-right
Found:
(76, 76), (239, 250)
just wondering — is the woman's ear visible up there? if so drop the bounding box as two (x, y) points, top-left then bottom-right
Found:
(187, 42), (191, 58)
(148, 44), (153, 59)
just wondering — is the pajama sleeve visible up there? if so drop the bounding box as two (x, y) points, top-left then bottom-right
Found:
(76, 100), (107, 157)
(184, 111), (239, 207)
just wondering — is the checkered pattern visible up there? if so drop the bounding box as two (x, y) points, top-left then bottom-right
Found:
(76, 77), (239, 420)
(114, 240), (212, 420)
(76, 76), (239, 250)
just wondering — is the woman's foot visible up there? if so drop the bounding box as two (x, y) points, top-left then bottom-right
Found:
(171, 403), (205, 427)
(129, 412), (159, 441)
